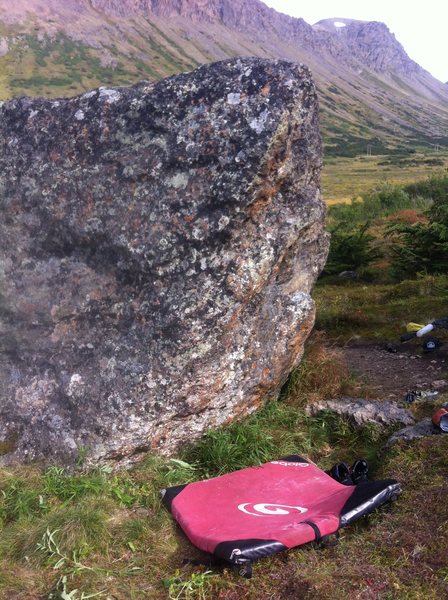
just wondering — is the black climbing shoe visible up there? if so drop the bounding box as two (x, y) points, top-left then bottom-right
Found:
(350, 459), (369, 484)
(327, 462), (353, 485)
(404, 390), (419, 404)
(385, 342), (399, 353)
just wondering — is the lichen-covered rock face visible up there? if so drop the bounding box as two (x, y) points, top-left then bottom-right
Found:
(0, 58), (328, 465)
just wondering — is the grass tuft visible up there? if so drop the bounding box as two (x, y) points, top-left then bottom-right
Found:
(163, 569), (217, 600)
(280, 332), (362, 405)
(0, 496), (113, 563)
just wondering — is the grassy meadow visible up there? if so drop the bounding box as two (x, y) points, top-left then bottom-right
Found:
(322, 152), (448, 204)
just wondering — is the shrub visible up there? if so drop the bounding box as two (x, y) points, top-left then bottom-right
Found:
(327, 183), (430, 225)
(386, 208), (427, 224)
(323, 222), (381, 275)
(387, 180), (448, 279)
(404, 172), (448, 202)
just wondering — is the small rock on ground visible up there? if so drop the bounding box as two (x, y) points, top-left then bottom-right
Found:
(384, 418), (437, 447)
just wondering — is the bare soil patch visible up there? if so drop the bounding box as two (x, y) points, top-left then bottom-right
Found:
(342, 341), (448, 400)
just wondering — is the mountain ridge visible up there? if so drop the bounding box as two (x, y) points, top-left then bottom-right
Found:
(0, 0), (447, 156)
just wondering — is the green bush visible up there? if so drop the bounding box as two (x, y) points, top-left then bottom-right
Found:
(328, 183), (430, 225)
(325, 175), (448, 282)
(388, 177), (448, 278)
(404, 172), (448, 202)
(323, 222), (381, 275)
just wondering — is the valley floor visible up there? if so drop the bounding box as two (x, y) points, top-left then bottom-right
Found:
(322, 152), (448, 204)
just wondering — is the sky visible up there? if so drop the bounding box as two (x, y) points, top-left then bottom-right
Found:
(263, 0), (448, 82)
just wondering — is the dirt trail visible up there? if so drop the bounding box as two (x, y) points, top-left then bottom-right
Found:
(342, 341), (448, 400)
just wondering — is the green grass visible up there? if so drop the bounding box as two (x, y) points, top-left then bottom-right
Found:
(183, 404), (388, 479)
(145, 21), (199, 70)
(1, 403), (446, 598)
(322, 153), (448, 204)
(0, 32), (144, 99)
(314, 275), (448, 341)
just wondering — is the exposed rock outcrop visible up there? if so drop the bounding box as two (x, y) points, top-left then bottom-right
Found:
(0, 2), (443, 88)
(314, 19), (421, 77)
(306, 398), (415, 428)
(90, 0), (314, 42)
(0, 58), (328, 465)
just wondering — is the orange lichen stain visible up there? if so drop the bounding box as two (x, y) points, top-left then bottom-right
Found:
(222, 306), (243, 335)
(260, 84), (271, 97)
(247, 193), (272, 218)
(192, 394), (215, 412)
(17, 301), (38, 316)
(101, 126), (110, 141)
(220, 394), (266, 426)
(184, 214), (194, 223)
(287, 313), (316, 357)
(130, 216), (143, 231)
(247, 179), (280, 219)
(150, 433), (167, 450)
(261, 367), (270, 383)
(88, 287), (107, 301)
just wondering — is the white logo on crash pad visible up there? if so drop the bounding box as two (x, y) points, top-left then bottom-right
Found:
(270, 461), (310, 467)
(237, 503), (308, 517)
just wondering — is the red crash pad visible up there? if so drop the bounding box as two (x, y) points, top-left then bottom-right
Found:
(162, 455), (400, 573)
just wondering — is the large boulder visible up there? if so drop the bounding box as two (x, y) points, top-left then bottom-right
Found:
(0, 58), (328, 465)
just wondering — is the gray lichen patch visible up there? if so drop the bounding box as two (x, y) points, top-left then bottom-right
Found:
(98, 87), (122, 103)
(168, 172), (189, 189)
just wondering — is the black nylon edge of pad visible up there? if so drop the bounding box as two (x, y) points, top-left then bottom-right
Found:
(278, 455), (310, 463)
(161, 484), (188, 512)
(340, 479), (400, 525)
(214, 539), (287, 563)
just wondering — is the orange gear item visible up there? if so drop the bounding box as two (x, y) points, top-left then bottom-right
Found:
(432, 407), (448, 433)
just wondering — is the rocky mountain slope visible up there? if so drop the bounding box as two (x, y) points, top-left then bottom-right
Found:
(0, 0), (447, 155)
